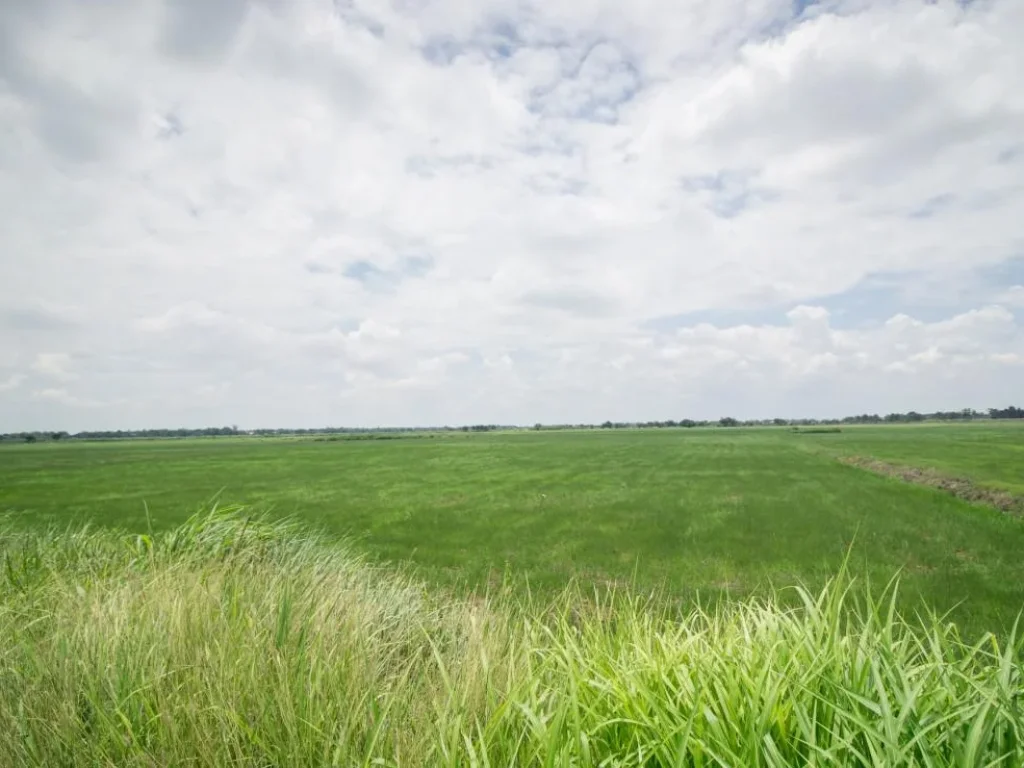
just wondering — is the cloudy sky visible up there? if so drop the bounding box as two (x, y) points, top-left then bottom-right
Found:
(1, 0), (1023, 431)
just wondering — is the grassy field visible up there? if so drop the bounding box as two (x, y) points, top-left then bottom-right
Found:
(2, 423), (1023, 634)
(1, 508), (1022, 766)
(808, 422), (1024, 495)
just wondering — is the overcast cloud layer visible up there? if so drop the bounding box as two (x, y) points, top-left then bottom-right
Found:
(2, 0), (1023, 430)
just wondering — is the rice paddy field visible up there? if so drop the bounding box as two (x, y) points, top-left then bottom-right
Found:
(2, 422), (1024, 765)
(2, 422), (1023, 632)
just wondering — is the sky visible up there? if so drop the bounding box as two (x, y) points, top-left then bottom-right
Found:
(1, 0), (1023, 431)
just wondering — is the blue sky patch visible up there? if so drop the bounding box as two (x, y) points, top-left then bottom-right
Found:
(420, 36), (463, 65)
(340, 255), (434, 292)
(342, 260), (384, 283)
(681, 171), (778, 219)
(647, 257), (1024, 333)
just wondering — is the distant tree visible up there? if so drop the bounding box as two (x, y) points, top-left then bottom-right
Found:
(990, 406), (1024, 419)
(24, 434), (36, 443)
(772, 418), (788, 426)
(718, 417), (739, 428)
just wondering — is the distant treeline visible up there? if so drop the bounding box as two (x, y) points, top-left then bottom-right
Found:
(2, 407), (1022, 443)
(0, 424), (518, 443)
(584, 406), (1022, 430)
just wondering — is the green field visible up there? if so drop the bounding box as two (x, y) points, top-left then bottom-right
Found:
(3, 423), (1024, 764)
(2, 422), (1023, 634)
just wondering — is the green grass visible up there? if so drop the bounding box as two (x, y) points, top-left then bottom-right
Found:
(2, 425), (1024, 634)
(798, 422), (1024, 494)
(1, 508), (1021, 767)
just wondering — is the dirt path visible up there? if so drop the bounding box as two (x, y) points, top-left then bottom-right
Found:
(839, 456), (1024, 516)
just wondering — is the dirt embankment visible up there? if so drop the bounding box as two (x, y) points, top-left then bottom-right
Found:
(839, 456), (1024, 516)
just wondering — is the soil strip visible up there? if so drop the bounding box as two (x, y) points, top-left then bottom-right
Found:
(839, 456), (1024, 516)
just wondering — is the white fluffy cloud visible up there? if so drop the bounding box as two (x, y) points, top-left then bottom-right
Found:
(1, 0), (1022, 430)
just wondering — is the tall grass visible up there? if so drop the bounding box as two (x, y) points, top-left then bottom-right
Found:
(0, 506), (1021, 766)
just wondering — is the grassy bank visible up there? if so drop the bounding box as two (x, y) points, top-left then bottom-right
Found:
(1, 507), (1021, 766)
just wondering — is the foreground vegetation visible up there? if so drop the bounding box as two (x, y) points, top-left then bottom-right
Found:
(1, 507), (1021, 766)
(3, 424), (1023, 634)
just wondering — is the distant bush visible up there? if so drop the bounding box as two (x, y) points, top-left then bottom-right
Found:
(313, 433), (430, 442)
(0, 507), (1021, 766)
(792, 426), (843, 434)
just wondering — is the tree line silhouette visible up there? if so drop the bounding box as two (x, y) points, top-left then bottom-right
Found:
(2, 406), (1022, 443)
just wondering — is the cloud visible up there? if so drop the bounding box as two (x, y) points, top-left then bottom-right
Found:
(136, 302), (230, 333)
(0, 0), (1022, 430)
(158, 0), (248, 62)
(31, 352), (77, 381)
(999, 285), (1024, 307)
(0, 375), (25, 393)
(30, 388), (100, 408)
(520, 287), (618, 317)
(0, 304), (78, 331)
